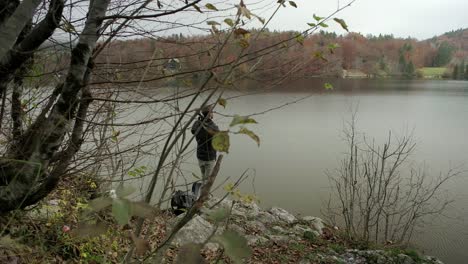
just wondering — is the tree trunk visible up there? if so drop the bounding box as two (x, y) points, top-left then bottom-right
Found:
(0, 0), (110, 214)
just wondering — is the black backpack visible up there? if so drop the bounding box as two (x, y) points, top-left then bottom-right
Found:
(170, 190), (196, 215)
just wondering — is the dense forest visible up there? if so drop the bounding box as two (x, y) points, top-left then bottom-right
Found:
(36, 28), (468, 88)
(97, 28), (468, 83)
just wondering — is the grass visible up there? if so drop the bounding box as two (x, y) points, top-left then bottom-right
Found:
(419, 67), (448, 78)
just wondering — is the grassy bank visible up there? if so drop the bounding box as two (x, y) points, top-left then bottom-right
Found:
(418, 67), (448, 79)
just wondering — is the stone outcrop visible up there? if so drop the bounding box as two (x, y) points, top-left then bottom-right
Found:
(168, 197), (444, 264)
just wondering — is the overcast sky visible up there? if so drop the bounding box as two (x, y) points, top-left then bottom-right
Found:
(262, 0), (468, 40)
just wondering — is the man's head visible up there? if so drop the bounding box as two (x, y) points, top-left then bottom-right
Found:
(201, 105), (213, 119)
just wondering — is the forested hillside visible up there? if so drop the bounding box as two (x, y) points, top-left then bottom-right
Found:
(40, 28), (468, 87)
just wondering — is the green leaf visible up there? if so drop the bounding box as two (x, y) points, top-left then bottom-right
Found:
(288, 1), (297, 8)
(255, 16), (265, 24)
(207, 207), (230, 223)
(218, 98), (227, 108)
(62, 20), (75, 33)
(229, 115), (258, 127)
(207, 21), (220, 26)
(234, 28), (250, 37)
(214, 230), (251, 263)
(116, 184), (136, 198)
(277, 0), (286, 7)
(237, 127), (260, 146)
(324, 82), (334, 90)
(175, 243), (204, 264)
(319, 22), (328, 28)
(238, 39), (249, 49)
(224, 18), (234, 27)
(307, 22), (316, 27)
(89, 197), (113, 211)
(295, 34), (305, 45)
(313, 14), (324, 21)
(205, 3), (218, 11)
(111, 130), (120, 142)
(193, 4), (203, 13)
(112, 198), (131, 225)
(313, 51), (327, 61)
(212, 132), (230, 153)
(239, 6), (252, 19)
(328, 43), (340, 54)
(333, 18), (349, 32)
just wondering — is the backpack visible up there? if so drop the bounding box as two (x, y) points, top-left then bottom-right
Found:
(170, 190), (196, 215)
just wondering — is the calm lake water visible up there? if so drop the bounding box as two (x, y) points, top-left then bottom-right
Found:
(121, 79), (468, 263)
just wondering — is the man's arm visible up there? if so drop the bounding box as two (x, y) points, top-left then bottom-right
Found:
(203, 120), (219, 136)
(191, 120), (200, 135)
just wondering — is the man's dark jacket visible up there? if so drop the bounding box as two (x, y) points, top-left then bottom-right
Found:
(191, 117), (219, 161)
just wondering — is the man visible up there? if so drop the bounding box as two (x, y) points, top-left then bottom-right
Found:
(191, 105), (219, 198)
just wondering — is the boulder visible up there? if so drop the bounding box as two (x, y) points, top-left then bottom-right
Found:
(27, 200), (61, 219)
(269, 207), (296, 224)
(241, 202), (261, 218)
(246, 235), (269, 246)
(397, 254), (415, 264)
(271, 226), (287, 234)
(301, 216), (325, 234)
(171, 215), (215, 246)
(205, 197), (233, 210)
(292, 225), (314, 235)
(257, 211), (279, 225)
(245, 220), (267, 233)
(203, 242), (221, 252)
(228, 224), (246, 235)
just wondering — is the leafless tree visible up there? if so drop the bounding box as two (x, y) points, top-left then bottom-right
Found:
(325, 113), (461, 245)
(0, 0), (356, 261)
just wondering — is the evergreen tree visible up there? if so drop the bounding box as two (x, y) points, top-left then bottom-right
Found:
(459, 60), (465, 80)
(465, 65), (468, 80)
(433, 42), (454, 67)
(399, 53), (406, 73)
(452, 64), (459, 79)
(405, 61), (415, 78)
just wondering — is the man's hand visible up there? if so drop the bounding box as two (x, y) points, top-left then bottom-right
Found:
(202, 124), (219, 136)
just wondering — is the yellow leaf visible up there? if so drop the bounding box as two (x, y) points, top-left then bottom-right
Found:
(218, 98), (227, 108)
(237, 127), (260, 146)
(212, 132), (230, 153)
(205, 3), (218, 11)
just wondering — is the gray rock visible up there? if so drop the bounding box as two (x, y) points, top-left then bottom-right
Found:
(171, 215), (215, 245)
(231, 208), (247, 219)
(269, 207), (296, 224)
(48, 199), (60, 206)
(203, 242), (221, 252)
(27, 201), (61, 219)
(245, 220), (267, 233)
(228, 224), (246, 235)
(301, 216), (325, 234)
(242, 202), (262, 218)
(205, 197), (233, 209)
(268, 235), (290, 243)
(246, 235), (269, 246)
(271, 225), (287, 234)
(257, 211), (278, 224)
(423, 256), (445, 264)
(342, 250), (444, 264)
(397, 253), (415, 264)
(293, 224), (314, 235)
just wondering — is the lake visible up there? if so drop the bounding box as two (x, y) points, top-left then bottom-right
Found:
(117, 79), (468, 263)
